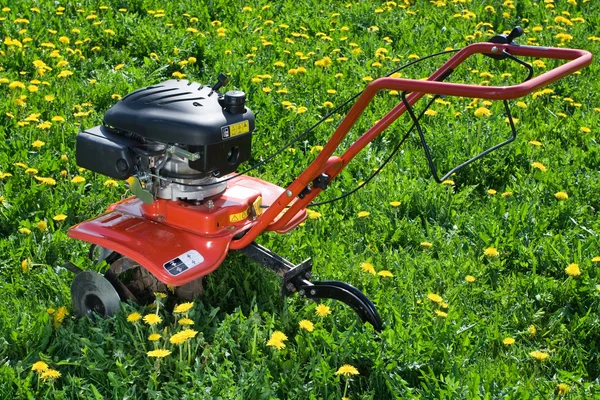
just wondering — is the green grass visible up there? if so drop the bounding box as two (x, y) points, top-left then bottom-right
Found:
(1, 0), (600, 398)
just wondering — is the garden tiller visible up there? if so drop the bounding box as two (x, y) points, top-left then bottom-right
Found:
(66, 28), (591, 331)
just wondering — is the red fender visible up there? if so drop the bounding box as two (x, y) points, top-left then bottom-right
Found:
(67, 176), (307, 286)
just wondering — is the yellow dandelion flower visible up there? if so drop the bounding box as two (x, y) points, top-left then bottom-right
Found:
(154, 292), (167, 298)
(57, 70), (73, 78)
(169, 331), (187, 345)
(127, 312), (142, 322)
(8, 81), (25, 90)
(52, 214), (67, 221)
(297, 106), (308, 114)
(484, 247), (499, 257)
(299, 320), (314, 332)
(428, 293), (443, 304)
(53, 306), (68, 328)
(488, 189), (497, 195)
(40, 369), (61, 380)
(306, 209), (322, 219)
(25, 168), (38, 175)
(178, 318), (194, 325)
(531, 162), (547, 172)
(498, 336), (515, 346)
(421, 241), (433, 249)
(435, 310), (448, 318)
(465, 275), (476, 283)
(143, 313), (162, 325)
(315, 304), (331, 317)
(389, 201), (401, 207)
(173, 302), (194, 313)
(21, 259), (29, 272)
(357, 211), (370, 218)
(377, 270), (394, 278)
(266, 338), (285, 349)
(502, 191), (513, 198)
(180, 329), (198, 340)
(32, 361), (48, 372)
(32, 140), (45, 148)
(424, 110), (437, 116)
(148, 333), (161, 341)
(528, 140), (542, 147)
(554, 192), (568, 200)
(474, 107), (492, 117)
(270, 331), (287, 343)
(528, 324), (537, 337)
(147, 349), (171, 358)
(565, 263), (580, 277)
(592, 256), (600, 263)
(442, 179), (455, 186)
(37, 221), (47, 231)
(104, 179), (118, 187)
(335, 364), (359, 376)
(19, 227), (31, 235)
(557, 383), (569, 396)
(361, 262), (376, 276)
(71, 176), (85, 183)
(529, 350), (549, 361)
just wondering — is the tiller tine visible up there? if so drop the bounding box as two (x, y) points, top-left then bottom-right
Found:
(237, 242), (383, 331)
(298, 280), (383, 332)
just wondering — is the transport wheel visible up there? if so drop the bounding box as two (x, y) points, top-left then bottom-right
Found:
(71, 271), (121, 318)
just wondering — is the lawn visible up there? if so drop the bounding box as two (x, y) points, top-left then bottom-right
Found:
(1, 0), (599, 398)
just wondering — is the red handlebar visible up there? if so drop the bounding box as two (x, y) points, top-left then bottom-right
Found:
(370, 43), (591, 100)
(230, 42), (592, 250)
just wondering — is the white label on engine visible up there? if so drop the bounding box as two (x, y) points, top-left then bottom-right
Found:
(163, 250), (204, 276)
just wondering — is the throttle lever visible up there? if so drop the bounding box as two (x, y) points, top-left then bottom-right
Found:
(487, 26), (524, 60)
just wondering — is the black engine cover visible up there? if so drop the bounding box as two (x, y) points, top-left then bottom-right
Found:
(103, 79), (255, 146)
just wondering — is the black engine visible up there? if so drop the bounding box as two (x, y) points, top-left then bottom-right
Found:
(76, 78), (255, 201)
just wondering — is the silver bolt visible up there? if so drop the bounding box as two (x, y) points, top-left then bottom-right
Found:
(286, 283), (296, 292)
(491, 46), (499, 53)
(299, 289), (305, 296)
(206, 199), (214, 209)
(286, 190), (292, 197)
(310, 289), (316, 296)
(305, 272), (313, 280)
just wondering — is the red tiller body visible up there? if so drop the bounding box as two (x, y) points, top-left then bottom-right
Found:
(68, 42), (592, 288)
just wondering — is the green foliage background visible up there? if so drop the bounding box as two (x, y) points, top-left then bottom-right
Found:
(0, 0), (599, 398)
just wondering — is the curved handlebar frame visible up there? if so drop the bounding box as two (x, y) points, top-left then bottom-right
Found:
(230, 43), (592, 250)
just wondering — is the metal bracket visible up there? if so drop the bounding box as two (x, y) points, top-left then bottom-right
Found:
(235, 242), (312, 296)
(236, 242), (383, 331)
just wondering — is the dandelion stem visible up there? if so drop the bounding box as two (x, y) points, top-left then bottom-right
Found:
(187, 340), (192, 365)
(342, 377), (349, 399)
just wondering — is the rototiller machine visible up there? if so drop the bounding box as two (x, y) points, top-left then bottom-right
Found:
(65, 28), (590, 331)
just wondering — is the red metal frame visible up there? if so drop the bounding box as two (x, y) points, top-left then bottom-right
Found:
(229, 43), (591, 249)
(68, 42), (591, 286)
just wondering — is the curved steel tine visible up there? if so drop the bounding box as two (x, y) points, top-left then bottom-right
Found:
(301, 281), (383, 331)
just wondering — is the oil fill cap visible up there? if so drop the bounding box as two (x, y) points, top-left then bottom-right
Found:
(224, 90), (246, 114)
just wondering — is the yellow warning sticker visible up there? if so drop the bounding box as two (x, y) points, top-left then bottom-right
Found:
(229, 209), (249, 223)
(252, 196), (263, 217)
(230, 120), (250, 137)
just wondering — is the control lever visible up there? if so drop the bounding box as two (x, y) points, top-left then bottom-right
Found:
(210, 73), (229, 93)
(487, 26), (524, 60)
